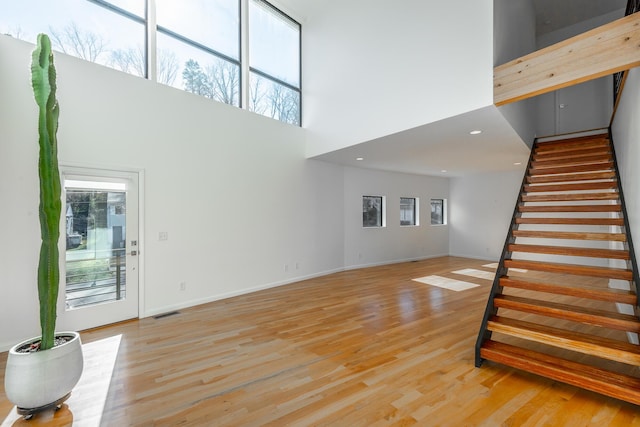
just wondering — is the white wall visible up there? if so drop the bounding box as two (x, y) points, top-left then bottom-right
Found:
(493, 0), (537, 146)
(449, 170), (523, 260)
(612, 67), (640, 271)
(343, 167), (449, 268)
(0, 34), (455, 350)
(535, 9), (622, 136)
(0, 35), (349, 349)
(303, 0), (494, 157)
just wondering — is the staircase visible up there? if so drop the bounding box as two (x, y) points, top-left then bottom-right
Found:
(475, 130), (640, 405)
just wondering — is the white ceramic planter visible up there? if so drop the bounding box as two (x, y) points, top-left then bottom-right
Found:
(4, 331), (84, 410)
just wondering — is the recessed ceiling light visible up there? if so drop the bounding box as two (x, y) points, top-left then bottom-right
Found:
(441, 169), (447, 173)
(514, 162), (522, 166)
(469, 130), (482, 135)
(356, 157), (364, 161)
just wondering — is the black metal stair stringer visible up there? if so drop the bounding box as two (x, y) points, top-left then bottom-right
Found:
(474, 137), (538, 367)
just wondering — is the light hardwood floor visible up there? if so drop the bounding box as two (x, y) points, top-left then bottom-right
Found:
(1, 257), (639, 426)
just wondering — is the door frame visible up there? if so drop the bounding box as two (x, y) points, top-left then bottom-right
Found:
(59, 163), (145, 326)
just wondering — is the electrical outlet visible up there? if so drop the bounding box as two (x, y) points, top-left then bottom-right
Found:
(159, 231), (168, 241)
(295, 262), (299, 270)
(284, 264), (289, 272)
(179, 282), (186, 291)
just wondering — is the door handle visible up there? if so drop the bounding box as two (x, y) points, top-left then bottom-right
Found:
(129, 250), (138, 256)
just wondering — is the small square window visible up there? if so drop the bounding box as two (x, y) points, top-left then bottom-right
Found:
(400, 197), (418, 226)
(431, 199), (446, 225)
(363, 196), (384, 227)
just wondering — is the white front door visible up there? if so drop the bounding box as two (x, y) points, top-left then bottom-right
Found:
(58, 167), (140, 332)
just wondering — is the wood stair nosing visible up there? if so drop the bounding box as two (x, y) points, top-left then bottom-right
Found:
(528, 163), (614, 176)
(503, 259), (633, 280)
(515, 218), (624, 226)
(535, 137), (609, 151)
(512, 230), (626, 242)
(499, 276), (637, 305)
(493, 294), (640, 332)
(530, 155), (613, 169)
(486, 315), (640, 365)
(533, 147), (612, 162)
(519, 204), (621, 213)
(527, 171), (617, 184)
(507, 243), (630, 260)
(480, 340), (640, 406)
(521, 193), (618, 202)
(524, 182), (618, 193)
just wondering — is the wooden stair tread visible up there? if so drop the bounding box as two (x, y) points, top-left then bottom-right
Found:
(519, 204), (621, 213)
(524, 181), (617, 193)
(527, 171), (617, 184)
(493, 295), (640, 332)
(531, 155), (613, 168)
(476, 134), (640, 405)
(535, 137), (610, 152)
(487, 316), (640, 365)
(512, 230), (626, 242)
(503, 259), (633, 280)
(533, 147), (612, 162)
(499, 277), (636, 304)
(528, 162), (614, 176)
(507, 243), (629, 260)
(515, 217), (624, 226)
(480, 340), (640, 405)
(521, 193), (618, 202)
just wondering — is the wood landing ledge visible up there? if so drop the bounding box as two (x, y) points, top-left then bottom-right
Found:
(494, 12), (640, 106)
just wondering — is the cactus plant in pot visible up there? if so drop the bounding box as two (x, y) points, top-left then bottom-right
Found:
(4, 33), (83, 418)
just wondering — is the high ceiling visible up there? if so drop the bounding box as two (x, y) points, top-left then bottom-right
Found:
(281, 0), (627, 177)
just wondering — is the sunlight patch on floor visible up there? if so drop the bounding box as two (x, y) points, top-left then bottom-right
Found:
(2, 334), (122, 426)
(452, 268), (495, 281)
(412, 275), (480, 291)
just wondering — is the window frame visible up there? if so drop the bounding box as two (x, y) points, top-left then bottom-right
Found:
(1, 0), (302, 125)
(362, 195), (386, 228)
(400, 197), (419, 227)
(430, 199), (447, 226)
(247, 0), (302, 125)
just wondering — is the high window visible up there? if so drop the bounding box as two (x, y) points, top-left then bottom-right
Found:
(156, 0), (241, 106)
(400, 197), (418, 226)
(0, 0), (301, 126)
(249, 0), (301, 125)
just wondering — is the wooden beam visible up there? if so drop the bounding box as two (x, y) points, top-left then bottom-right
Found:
(494, 13), (640, 106)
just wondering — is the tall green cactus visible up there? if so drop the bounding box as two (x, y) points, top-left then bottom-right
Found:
(32, 33), (61, 351)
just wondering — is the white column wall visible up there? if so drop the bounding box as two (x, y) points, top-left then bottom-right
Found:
(612, 67), (640, 271)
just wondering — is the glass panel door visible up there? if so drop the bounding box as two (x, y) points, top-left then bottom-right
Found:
(58, 168), (139, 332)
(65, 180), (127, 310)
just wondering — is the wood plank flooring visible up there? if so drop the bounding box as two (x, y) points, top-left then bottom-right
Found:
(1, 257), (639, 426)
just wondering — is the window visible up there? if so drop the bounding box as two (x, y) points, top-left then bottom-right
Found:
(363, 196), (384, 228)
(430, 199), (447, 225)
(156, 0), (241, 106)
(0, 0), (146, 77)
(249, 0), (301, 125)
(400, 197), (418, 226)
(1, 0), (301, 125)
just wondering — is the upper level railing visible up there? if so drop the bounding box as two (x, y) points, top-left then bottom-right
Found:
(613, 0), (640, 103)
